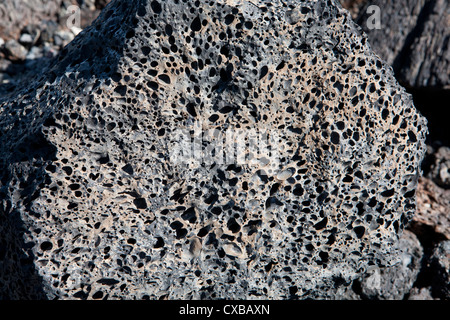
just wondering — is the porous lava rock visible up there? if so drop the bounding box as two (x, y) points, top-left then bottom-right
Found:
(0, 0), (427, 299)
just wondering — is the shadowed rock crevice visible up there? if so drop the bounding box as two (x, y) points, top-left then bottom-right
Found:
(355, 0), (449, 89)
(407, 88), (450, 147)
(390, 0), (436, 82)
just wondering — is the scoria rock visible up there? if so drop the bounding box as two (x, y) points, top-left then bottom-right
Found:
(0, 0), (427, 299)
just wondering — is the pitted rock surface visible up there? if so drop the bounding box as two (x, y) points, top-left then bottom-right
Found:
(0, 0), (427, 299)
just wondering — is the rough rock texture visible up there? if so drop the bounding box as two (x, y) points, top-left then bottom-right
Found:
(355, 0), (450, 89)
(0, 0), (427, 299)
(356, 230), (423, 299)
(428, 146), (450, 189)
(408, 286), (435, 300)
(412, 177), (450, 241)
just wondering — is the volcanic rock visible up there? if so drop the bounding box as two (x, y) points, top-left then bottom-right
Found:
(357, 230), (423, 299)
(0, 0), (427, 299)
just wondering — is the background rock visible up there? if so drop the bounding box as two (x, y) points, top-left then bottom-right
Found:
(340, 0), (368, 19)
(411, 177), (450, 241)
(0, 1), (111, 99)
(428, 146), (450, 189)
(354, 0), (449, 89)
(0, 0), (111, 41)
(0, 0), (63, 41)
(3, 39), (28, 61)
(412, 240), (450, 300)
(428, 240), (450, 298)
(408, 286), (434, 300)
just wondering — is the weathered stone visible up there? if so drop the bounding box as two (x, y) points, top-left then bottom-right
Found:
(358, 230), (423, 300)
(412, 177), (450, 241)
(414, 240), (450, 300)
(408, 287), (434, 300)
(19, 25), (41, 48)
(38, 21), (60, 44)
(3, 39), (28, 61)
(19, 34), (35, 47)
(355, 0), (450, 89)
(0, 0), (427, 299)
(340, 0), (367, 19)
(428, 146), (450, 189)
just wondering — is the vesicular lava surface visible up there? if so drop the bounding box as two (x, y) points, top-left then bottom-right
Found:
(0, 0), (427, 299)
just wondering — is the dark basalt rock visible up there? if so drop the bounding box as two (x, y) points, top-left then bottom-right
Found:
(0, 0), (427, 299)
